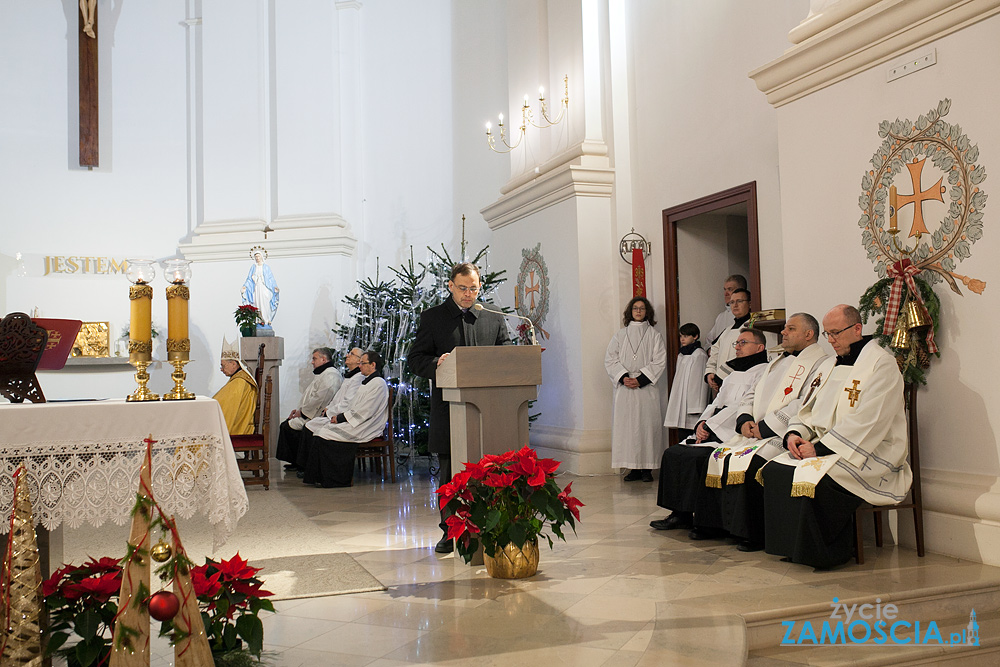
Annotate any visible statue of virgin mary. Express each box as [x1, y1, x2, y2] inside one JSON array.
[[241, 246, 279, 326]]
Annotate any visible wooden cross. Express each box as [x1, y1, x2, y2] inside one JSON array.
[[79, 1, 99, 167], [844, 380, 862, 407], [895, 158, 944, 238]]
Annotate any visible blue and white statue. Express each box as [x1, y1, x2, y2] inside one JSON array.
[[242, 245, 279, 327]]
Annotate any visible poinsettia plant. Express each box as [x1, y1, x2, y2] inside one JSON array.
[[163, 553, 275, 660], [42, 553, 274, 667], [42, 557, 123, 667], [233, 304, 263, 329], [436, 445, 583, 563]]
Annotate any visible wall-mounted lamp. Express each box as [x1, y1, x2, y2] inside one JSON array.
[[486, 76, 569, 154]]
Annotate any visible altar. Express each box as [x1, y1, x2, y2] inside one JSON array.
[[0, 397, 249, 555]]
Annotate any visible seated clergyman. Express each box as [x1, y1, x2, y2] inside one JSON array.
[[213, 336, 257, 435], [711, 313, 828, 552], [759, 304, 912, 569], [650, 328, 769, 538], [274, 346, 347, 472], [299, 350, 390, 488]]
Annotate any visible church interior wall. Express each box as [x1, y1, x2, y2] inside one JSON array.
[[773, 13, 1000, 563]]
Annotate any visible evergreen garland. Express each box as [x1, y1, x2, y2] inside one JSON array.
[[858, 275, 941, 385]]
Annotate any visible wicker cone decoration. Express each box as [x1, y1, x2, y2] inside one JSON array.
[[169, 526, 213, 666], [0, 465, 44, 667], [110, 442, 153, 666]]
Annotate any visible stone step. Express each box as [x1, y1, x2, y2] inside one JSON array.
[[744, 580, 1000, 665]]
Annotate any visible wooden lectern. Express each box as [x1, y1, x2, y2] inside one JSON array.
[[436, 346, 542, 476]]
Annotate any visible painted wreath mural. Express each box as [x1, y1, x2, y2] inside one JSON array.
[[857, 98, 987, 384]]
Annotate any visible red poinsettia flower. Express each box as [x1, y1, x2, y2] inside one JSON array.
[[215, 553, 261, 582], [483, 472, 519, 488], [558, 482, 584, 521], [63, 571, 122, 603], [464, 461, 488, 481], [83, 556, 122, 575], [191, 565, 223, 598]]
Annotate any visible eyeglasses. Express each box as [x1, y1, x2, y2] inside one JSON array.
[[733, 340, 755, 348], [822, 325, 857, 339], [454, 285, 480, 294]]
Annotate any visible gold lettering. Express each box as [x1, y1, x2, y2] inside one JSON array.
[[83, 257, 92, 273], [44, 256, 51, 276], [53, 256, 65, 273], [109, 257, 128, 275], [66, 256, 79, 273], [95, 257, 107, 274]]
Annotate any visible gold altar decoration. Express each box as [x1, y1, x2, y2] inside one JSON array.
[[71, 321, 110, 357], [163, 259, 194, 401], [125, 260, 159, 402], [0, 465, 44, 666], [483, 539, 539, 579]]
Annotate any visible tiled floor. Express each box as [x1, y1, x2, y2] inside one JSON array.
[[145, 461, 999, 666]]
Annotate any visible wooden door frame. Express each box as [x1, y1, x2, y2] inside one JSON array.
[[661, 181, 761, 382]]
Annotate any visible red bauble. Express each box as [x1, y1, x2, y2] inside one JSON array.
[[148, 590, 180, 621]]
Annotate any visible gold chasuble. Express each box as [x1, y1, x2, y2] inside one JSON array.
[[213, 369, 257, 434]]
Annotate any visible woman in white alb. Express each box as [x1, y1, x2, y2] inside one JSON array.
[[605, 297, 667, 482]]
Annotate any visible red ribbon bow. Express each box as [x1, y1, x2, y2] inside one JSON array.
[[883, 259, 937, 354]]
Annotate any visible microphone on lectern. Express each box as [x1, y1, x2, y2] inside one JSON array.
[[473, 303, 538, 346]]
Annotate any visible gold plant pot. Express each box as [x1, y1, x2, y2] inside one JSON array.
[[484, 539, 539, 579]]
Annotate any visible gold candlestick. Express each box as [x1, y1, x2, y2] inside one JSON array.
[[125, 260, 160, 401], [163, 358, 195, 401], [126, 357, 160, 402]]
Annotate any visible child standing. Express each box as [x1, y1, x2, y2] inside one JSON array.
[[663, 323, 710, 442]]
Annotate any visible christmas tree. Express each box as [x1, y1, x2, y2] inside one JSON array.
[[332, 243, 509, 460]]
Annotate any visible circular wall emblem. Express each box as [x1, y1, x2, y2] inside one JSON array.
[[858, 98, 986, 295], [516, 243, 550, 331]]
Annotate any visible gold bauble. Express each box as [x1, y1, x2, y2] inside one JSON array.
[[151, 541, 173, 563]]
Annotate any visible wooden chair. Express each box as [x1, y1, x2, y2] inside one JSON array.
[[230, 343, 271, 489], [356, 387, 396, 483], [854, 382, 924, 564]]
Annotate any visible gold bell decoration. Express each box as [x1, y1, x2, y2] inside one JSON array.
[[905, 298, 932, 331], [890, 310, 911, 351], [150, 540, 173, 563], [0, 465, 44, 666]]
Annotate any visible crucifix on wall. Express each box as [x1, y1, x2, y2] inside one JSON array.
[[79, 0, 99, 167]]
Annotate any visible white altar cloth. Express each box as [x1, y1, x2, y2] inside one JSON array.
[[0, 396, 249, 549]]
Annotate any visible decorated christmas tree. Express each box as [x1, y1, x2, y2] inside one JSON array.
[[332, 241, 509, 459]]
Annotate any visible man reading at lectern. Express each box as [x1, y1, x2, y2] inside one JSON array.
[[408, 262, 511, 553]]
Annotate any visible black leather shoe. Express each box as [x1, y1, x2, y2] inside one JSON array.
[[737, 539, 762, 552], [688, 527, 726, 541], [623, 470, 643, 482], [649, 513, 693, 530], [434, 536, 454, 554], [295, 470, 305, 478], [641, 470, 654, 482]]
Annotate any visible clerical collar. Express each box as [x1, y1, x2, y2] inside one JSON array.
[[731, 313, 751, 329], [679, 342, 701, 356], [361, 372, 382, 384], [836, 335, 872, 366], [313, 360, 337, 376], [344, 366, 361, 379], [725, 349, 768, 373]]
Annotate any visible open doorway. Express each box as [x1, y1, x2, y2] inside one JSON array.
[[661, 182, 761, 382]]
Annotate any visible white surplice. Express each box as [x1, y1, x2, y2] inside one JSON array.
[[775, 340, 911, 505], [287, 366, 343, 431], [605, 321, 667, 469], [685, 360, 768, 446], [309, 376, 389, 443], [707, 307, 734, 344], [663, 347, 710, 430]]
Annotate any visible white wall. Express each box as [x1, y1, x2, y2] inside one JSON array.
[[774, 14, 1000, 562]]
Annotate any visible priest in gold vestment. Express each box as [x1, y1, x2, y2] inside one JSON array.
[[214, 337, 258, 435]]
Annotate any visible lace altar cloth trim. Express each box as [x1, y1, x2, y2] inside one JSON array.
[[0, 435, 249, 549]]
